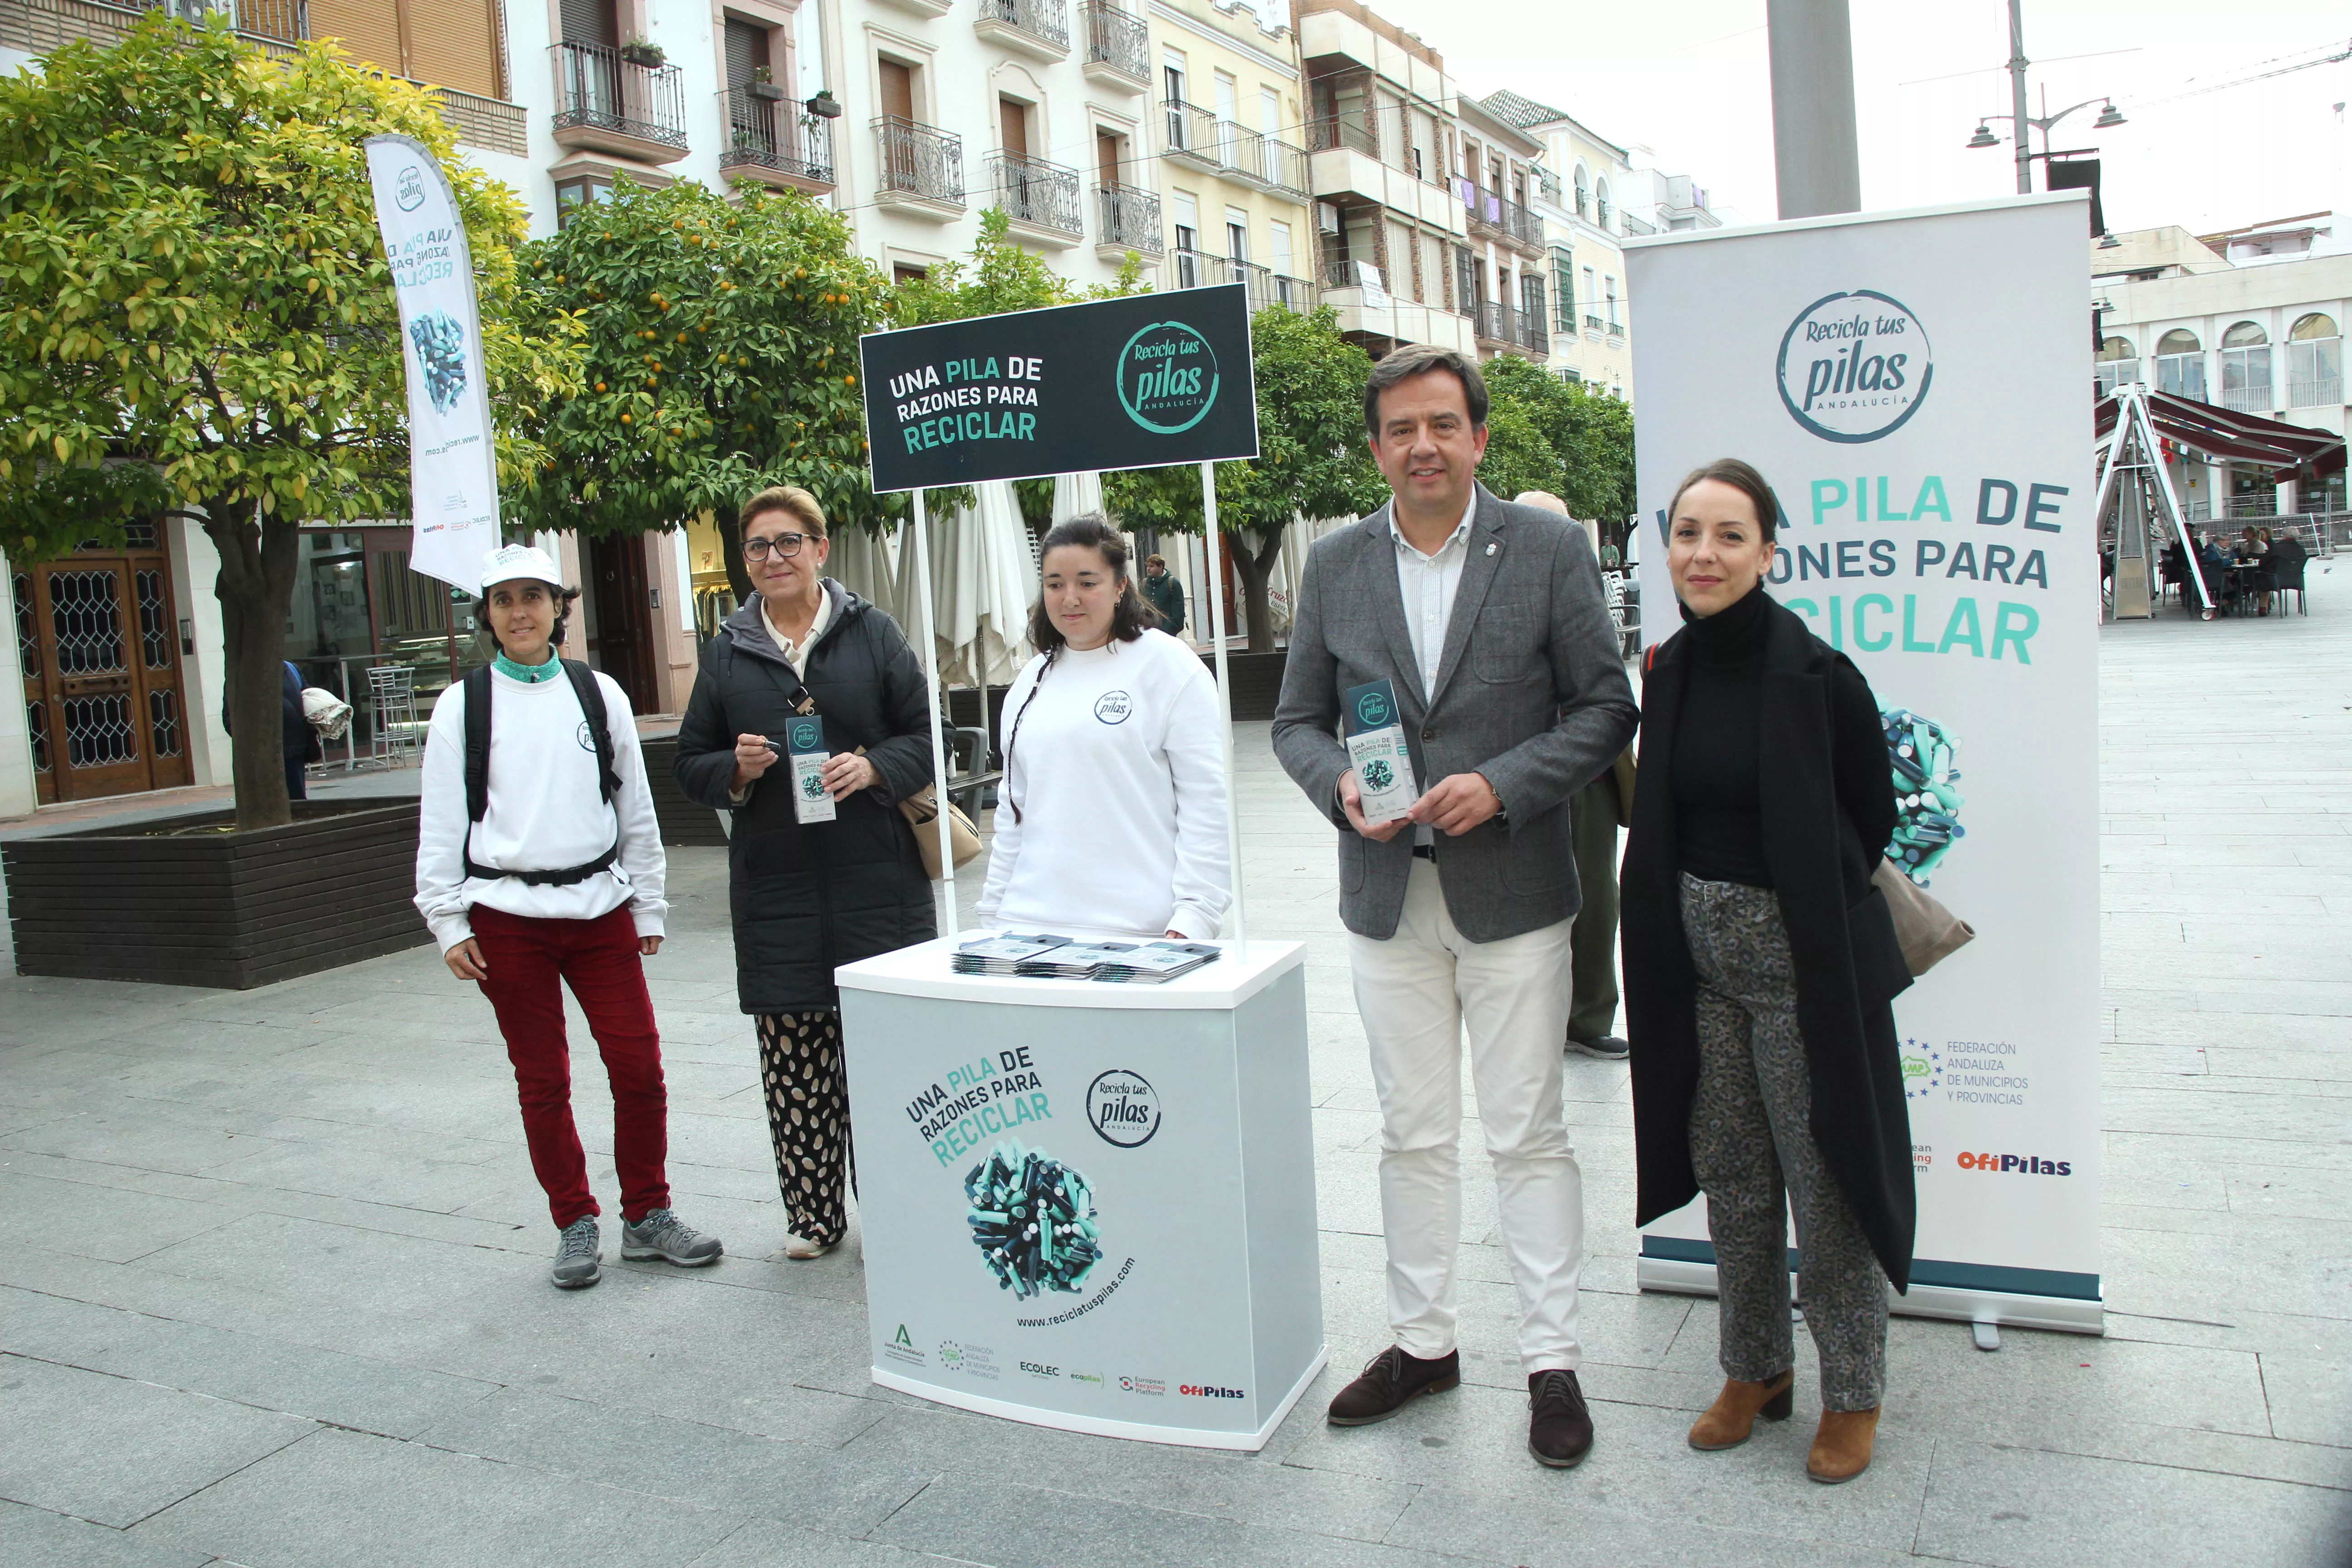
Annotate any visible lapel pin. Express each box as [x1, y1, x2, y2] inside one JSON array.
[[1485, 542, 1498, 556]]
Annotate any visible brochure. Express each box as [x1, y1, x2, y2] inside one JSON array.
[[784, 714, 835, 824], [1341, 677, 1419, 823]]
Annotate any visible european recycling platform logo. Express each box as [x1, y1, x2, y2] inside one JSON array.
[[408, 310, 468, 415], [1115, 319, 1220, 435], [1776, 289, 1932, 444]]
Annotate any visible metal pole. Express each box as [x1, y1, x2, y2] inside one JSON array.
[[1199, 460, 1246, 946], [906, 489, 960, 936], [2008, 0, 2034, 194], [1765, 0, 1861, 218]]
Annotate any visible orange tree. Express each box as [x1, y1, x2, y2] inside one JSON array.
[[510, 178, 887, 597], [0, 17, 578, 830]]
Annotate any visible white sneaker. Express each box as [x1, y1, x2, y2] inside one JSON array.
[[783, 1233, 833, 1260]]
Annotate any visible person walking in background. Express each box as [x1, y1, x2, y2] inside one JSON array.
[[223, 660, 322, 803], [672, 486, 936, 1262], [1140, 552, 1187, 641], [415, 544, 721, 1290], [1273, 345, 1637, 1469], [1619, 460, 1914, 1485], [978, 518, 1228, 939], [1515, 491, 1632, 1061]]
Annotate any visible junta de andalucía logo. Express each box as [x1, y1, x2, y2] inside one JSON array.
[[1776, 289, 1933, 444], [1115, 320, 1220, 434]]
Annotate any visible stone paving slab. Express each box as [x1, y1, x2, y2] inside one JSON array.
[[2, 606, 2350, 1566]]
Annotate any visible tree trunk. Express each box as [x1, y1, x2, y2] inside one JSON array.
[[204, 499, 303, 833], [713, 503, 754, 602], [1228, 524, 1287, 653]]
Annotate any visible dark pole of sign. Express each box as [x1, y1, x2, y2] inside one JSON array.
[[1766, 0, 1862, 218]]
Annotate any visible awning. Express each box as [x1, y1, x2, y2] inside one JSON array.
[[2094, 389, 2343, 483]]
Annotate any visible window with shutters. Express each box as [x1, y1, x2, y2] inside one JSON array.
[[309, 0, 508, 98]]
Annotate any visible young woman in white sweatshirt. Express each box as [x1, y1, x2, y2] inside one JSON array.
[[976, 517, 1230, 939], [413, 544, 721, 1290]]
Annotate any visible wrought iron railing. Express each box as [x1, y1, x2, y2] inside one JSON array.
[[551, 40, 688, 151], [1307, 112, 1378, 157], [876, 116, 965, 206], [1475, 299, 1517, 346], [717, 89, 833, 185], [976, 0, 1067, 50], [1159, 99, 1304, 193], [1080, 0, 1146, 80], [1462, 184, 1541, 249], [2289, 377, 2343, 407], [1519, 310, 1549, 355], [1096, 181, 1163, 255], [988, 151, 1081, 236], [1169, 249, 1312, 314]]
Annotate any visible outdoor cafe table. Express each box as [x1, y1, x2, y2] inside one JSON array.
[[835, 936, 1325, 1450]]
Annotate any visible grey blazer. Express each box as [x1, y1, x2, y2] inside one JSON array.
[[1272, 485, 1638, 943]]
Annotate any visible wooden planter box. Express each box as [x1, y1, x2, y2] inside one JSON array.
[[3, 800, 431, 991], [1201, 647, 1288, 721], [639, 736, 730, 847]]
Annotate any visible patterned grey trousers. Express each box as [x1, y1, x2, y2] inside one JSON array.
[[1681, 873, 1887, 1411], [755, 1010, 856, 1246]]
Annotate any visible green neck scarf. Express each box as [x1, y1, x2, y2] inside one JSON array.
[[494, 650, 562, 683]]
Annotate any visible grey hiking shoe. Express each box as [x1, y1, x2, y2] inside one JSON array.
[[552, 1216, 601, 1289], [621, 1208, 723, 1268]]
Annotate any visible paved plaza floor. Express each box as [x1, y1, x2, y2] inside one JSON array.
[[2, 598, 2348, 1568]]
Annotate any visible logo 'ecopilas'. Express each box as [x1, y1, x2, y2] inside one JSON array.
[[1116, 320, 1220, 434], [1776, 289, 1932, 444]]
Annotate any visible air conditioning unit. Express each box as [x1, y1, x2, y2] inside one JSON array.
[[1316, 201, 1341, 235]]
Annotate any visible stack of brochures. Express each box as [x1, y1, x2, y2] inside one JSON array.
[[1013, 940, 1142, 979], [951, 933, 1073, 975], [1092, 941, 1222, 984]]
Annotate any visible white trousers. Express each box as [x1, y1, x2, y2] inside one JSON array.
[[1348, 858, 1584, 1375]]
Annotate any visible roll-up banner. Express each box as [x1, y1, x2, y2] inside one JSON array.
[[363, 135, 503, 590], [859, 283, 1261, 492], [1623, 193, 2102, 1333]]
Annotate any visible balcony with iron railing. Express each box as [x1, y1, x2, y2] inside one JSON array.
[[875, 117, 965, 216], [2290, 377, 2344, 407], [716, 89, 833, 192], [2221, 383, 2276, 414], [975, 0, 1068, 62], [1518, 309, 1548, 356], [1474, 299, 1518, 349], [551, 40, 689, 162], [1158, 100, 1307, 196], [1307, 111, 1378, 158], [987, 151, 1082, 244], [1462, 184, 1542, 253], [1584, 312, 1605, 337], [1079, 0, 1147, 87], [1170, 249, 1313, 314], [1606, 317, 1624, 339], [1095, 181, 1163, 259]]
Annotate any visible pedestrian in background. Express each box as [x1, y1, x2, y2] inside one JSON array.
[[222, 659, 322, 803], [1619, 459, 1913, 1484], [1273, 345, 1636, 1469], [673, 485, 936, 1262], [979, 517, 1229, 940], [415, 544, 722, 1290], [1140, 552, 1187, 641]]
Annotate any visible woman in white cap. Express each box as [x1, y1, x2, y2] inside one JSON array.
[[415, 543, 723, 1289]]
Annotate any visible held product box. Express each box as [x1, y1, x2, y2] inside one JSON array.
[[1342, 678, 1417, 823], [784, 714, 835, 824], [837, 937, 1324, 1449]]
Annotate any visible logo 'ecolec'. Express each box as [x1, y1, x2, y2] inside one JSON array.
[[1115, 320, 1219, 434], [1776, 289, 1932, 444]]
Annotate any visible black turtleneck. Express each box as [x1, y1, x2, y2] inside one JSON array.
[[1670, 580, 1773, 888]]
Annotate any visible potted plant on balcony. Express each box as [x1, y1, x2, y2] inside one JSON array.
[[618, 36, 666, 69], [746, 64, 784, 102]]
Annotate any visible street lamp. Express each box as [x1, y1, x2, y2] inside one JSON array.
[[1967, 123, 1999, 148], [1967, 0, 2126, 193]]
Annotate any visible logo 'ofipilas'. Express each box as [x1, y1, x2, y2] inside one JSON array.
[[1776, 289, 1933, 444], [1116, 321, 1220, 434]]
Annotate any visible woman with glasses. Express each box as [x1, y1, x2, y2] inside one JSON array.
[[673, 486, 936, 1260]]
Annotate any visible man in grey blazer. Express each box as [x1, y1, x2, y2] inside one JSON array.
[[1273, 345, 1637, 1468]]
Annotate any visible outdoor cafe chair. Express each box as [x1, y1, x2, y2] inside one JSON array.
[[2271, 551, 2309, 615]]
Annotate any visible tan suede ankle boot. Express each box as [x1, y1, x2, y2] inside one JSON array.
[[1806, 1406, 1881, 1482], [1686, 1370, 1796, 1450]]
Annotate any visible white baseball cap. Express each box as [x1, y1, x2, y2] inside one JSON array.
[[480, 543, 564, 593]]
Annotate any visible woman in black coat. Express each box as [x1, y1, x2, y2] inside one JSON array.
[[1621, 459, 1913, 1485], [674, 485, 936, 1259]]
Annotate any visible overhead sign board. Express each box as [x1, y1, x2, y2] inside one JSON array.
[[860, 284, 1260, 495]]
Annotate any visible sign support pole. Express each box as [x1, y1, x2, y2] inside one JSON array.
[[907, 487, 959, 936], [1199, 460, 1246, 945]]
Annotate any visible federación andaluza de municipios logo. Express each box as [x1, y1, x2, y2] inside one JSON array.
[[1115, 319, 1220, 434], [1776, 289, 1932, 444]]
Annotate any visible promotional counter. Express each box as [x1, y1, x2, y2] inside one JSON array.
[[837, 936, 1324, 1450]]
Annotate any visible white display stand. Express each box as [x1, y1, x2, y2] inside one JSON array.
[[837, 936, 1324, 1450]]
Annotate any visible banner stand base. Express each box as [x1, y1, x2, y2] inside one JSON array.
[[1638, 1255, 2104, 1337]]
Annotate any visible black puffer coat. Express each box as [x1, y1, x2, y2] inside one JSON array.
[[674, 583, 936, 1014]]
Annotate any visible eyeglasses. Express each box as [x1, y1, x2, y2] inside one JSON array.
[[743, 532, 818, 560]]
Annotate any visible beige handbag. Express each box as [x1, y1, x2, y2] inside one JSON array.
[[1872, 858, 1975, 976], [898, 784, 983, 878]]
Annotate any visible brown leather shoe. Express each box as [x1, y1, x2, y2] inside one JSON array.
[[1327, 1346, 1460, 1426], [1686, 1370, 1796, 1450], [1806, 1406, 1882, 1483]]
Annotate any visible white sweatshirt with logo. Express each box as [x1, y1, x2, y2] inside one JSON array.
[[977, 628, 1230, 940], [413, 666, 667, 953]]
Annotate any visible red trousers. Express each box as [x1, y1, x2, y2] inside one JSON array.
[[470, 905, 671, 1229]]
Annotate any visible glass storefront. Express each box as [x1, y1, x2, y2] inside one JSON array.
[[291, 527, 497, 765]]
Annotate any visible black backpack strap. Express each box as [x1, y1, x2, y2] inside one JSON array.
[[561, 659, 620, 804], [462, 664, 495, 822]]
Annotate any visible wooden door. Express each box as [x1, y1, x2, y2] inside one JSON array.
[[1098, 130, 1120, 186], [588, 534, 659, 715], [17, 537, 193, 805], [1000, 95, 1029, 158], [878, 59, 915, 122]]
